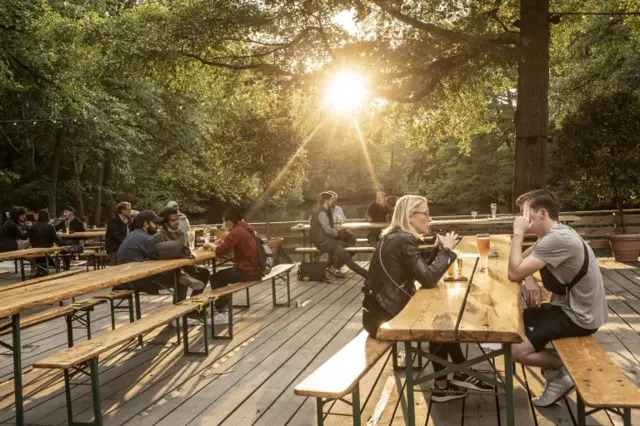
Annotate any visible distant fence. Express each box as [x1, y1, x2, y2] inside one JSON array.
[[193, 209, 640, 260]]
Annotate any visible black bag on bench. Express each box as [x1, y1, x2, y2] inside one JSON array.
[[298, 262, 327, 282]]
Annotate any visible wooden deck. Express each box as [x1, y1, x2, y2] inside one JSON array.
[[0, 258, 639, 425]]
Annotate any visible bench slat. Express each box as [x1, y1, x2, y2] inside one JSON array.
[[0, 299, 103, 335], [554, 336, 640, 408], [33, 303, 195, 369], [200, 263, 295, 299], [294, 331, 392, 399]]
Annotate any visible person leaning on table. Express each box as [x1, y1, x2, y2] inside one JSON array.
[[361, 194, 493, 402], [508, 189, 607, 407]]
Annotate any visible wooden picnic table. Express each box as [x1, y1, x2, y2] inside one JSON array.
[[430, 214, 580, 228], [60, 230, 106, 240], [0, 248, 214, 426], [376, 235, 524, 426], [0, 246, 71, 281]]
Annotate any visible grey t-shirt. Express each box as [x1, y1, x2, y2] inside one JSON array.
[[532, 224, 608, 329]]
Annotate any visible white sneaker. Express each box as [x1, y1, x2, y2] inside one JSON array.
[[533, 369, 575, 407], [210, 311, 229, 325]]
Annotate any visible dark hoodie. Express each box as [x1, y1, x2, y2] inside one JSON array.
[[0, 207, 28, 252], [215, 220, 258, 273]]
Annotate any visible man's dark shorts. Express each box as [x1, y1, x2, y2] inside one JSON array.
[[524, 303, 597, 352]]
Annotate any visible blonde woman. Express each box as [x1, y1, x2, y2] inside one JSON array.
[[362, 195, 493, 402]]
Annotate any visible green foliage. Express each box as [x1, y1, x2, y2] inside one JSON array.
[[552, 92, 640, 227]]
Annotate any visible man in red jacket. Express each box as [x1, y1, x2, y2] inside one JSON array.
[[205, 207, 261, 319]]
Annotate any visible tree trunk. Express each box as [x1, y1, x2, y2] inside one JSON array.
[[513, 0, 550, 211], [93, 163, 104, 226], [72, 154, 85, 221], [48, 140, 62, 217]]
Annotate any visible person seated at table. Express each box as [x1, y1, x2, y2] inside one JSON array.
[[508, 189, 608, 407], [201, 207, 261, 322], [0, 206, 29, 252], [105, 202, 134, 261], [154, 206, 209, 296], [362, 195, 493, 402], [330, 193, 347, 224], [366, 191, 389, 246], [166, 201, 192, 248], [310, 192, 368, 279], [55, 206, 85, 234], [385, 195, 397, 222], [27, 209, 62, 276]]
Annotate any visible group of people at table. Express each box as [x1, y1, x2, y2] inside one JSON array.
[[310, 189, 607, 406], [0, 201, 266, 324]]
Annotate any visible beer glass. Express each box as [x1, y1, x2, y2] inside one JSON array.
[[477, 234, 490, 271], [202, 225, 210, 245], [471, 211, 477, 220], [490, 203, 497, 219], [447, 254, 463, 279]]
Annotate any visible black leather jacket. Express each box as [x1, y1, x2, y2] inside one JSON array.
[[363, 228, 456, 316]]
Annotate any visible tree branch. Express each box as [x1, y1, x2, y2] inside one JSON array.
[[369, 0, 519, 48], [181, 51, 296, 76]]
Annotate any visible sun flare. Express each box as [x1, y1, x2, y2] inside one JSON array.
[[324, 72, 368, 111]]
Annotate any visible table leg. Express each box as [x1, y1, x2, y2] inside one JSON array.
[[134, 282, 143, 347], [404, 341, 415, 426], [173, 270, 181, 345], [12, 314, 24, 425], [503, 343, 515, 426], [19, 258, 25, 281]]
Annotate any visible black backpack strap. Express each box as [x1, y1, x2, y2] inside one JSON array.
[[566, 242, 590, 292]]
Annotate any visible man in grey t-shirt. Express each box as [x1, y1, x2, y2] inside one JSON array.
[[507, 189, 608, 408]]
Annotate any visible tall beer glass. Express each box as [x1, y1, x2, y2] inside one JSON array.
[[477, 234, 490, 271]]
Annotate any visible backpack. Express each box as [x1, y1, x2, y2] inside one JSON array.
[[152, 240, 191, 260], [254, 235, 273, 275]]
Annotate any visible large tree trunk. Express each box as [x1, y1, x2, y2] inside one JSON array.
[[93, 163, 104, 226], [72, 154, 85, 221], [48, 140, 62, 217], [513, 0, 550, 210]]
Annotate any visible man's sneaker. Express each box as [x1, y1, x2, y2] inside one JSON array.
[[179, 273, 205, 291], [326, 266, 345, 278], [431, 383, 467, 402], [209, 310, 229, 325], [533, 370, 575, 407], [451, 371, 494, 392]]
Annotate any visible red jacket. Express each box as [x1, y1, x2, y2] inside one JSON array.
[[215, 220, 258, 273]]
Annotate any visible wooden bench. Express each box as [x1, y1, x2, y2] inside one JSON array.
[[33, 300, 213, 425], [93, 290, 135, 330], [202, 263, 296, 339], [0, 299, 105, 348], [0, 269, 9, 276], [294, 331, 392, 426], [295, 246, 375, 262], [554, 335, 640, 425]]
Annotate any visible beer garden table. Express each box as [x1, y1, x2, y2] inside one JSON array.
[[0, 246, 71, 281], [376, 235, 525, 426], [61, 230, 107, 250], [0, 249, 215, 426]]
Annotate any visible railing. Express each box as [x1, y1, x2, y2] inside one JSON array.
[[193, 209, 640, 259]]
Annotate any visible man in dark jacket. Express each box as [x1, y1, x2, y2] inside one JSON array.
[[0, 206, 29, 252], [105, 202, 133, 258], [310, 192, 368, 279], [27, 209, 62, 276], [55, 206, 85, 234], [153, 207, 208, 299]]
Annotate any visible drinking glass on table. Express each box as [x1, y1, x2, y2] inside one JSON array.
[[490, 203, 497, 219], [477, 234, 490, 271], [202, 225, 210, 244], [447, 251, 463, 279], [471, 211, 477, 221]]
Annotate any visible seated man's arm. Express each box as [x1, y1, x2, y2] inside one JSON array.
[[215, 229, 238, 255], [508, 233, 546, 282], [318, 212, 338, 238]]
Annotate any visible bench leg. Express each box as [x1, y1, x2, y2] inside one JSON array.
[[90, 358, 103, 426], [624, 408, 631, 426], [66, 315, 74, 348], [183, 305, 209, 357], [404, 341, 415, 426], [316, 398, 324, 426], [109, 300, 115, 330], [233, 288, 250, 309], [352, 384, 361, 426], [64, 369, 74, 425], [272, 273, 292, 307], [503, 343, 515, 426]]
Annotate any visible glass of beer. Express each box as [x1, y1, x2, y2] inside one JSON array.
[[447, 253, 463, 279], [490, 203, 497, 219], [477, 234, 490, 271], [202, 225, 210, 244]]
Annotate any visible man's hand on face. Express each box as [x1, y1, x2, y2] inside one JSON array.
[[513, 206, 533, 236]]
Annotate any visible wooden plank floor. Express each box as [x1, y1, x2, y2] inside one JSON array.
[[0, 259, 639, 425]]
